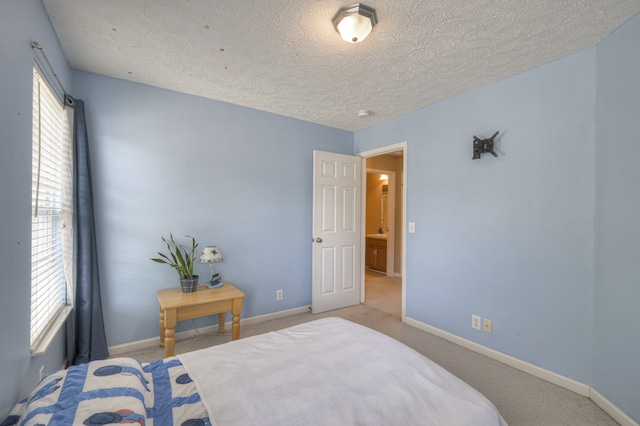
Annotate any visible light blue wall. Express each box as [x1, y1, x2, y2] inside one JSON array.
[[356, 49, 597, 384], [594, 13, 640, 423], [0, 0, 71, 417], [70, 71, 353, 347]]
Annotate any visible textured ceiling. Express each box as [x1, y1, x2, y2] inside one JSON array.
[[43, 0, 639, 131]]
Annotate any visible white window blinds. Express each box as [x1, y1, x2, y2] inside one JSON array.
[[31, 65, 73, 353]]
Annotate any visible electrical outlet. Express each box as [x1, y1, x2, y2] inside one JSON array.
[[276, 289, 283, 301], [482, 318, 492, 333], [472, 315, 481, 330], [39, 365, 45, 381]]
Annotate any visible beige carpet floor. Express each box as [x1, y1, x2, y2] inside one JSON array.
[[115, 276, 619, 426], [363, 269, 402, 318]]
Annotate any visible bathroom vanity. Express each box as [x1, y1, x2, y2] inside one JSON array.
[[365, 234, 387, 272]]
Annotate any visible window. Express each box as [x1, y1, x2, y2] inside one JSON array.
[[30, 65, 73, 355]]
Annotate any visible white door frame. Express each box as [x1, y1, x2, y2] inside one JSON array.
[[357, 142, 407, 321]]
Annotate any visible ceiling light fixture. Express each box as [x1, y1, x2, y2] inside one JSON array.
[[332, 3, 378, 44]]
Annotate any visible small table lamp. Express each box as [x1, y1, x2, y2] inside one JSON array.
[[199, 246, 224, 288]]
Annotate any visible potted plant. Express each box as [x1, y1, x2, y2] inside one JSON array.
[[151, 233, 199, 292]]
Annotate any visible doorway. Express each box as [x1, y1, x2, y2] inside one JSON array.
[[358, 143, 406, 321]]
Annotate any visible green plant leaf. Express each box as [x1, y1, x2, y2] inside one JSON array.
[[152, 232, 199, 279]]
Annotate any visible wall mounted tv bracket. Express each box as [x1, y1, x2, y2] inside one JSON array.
[[473, 131, 499, 159]]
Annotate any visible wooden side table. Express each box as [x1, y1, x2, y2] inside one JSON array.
[[156, 282, 245, 358]]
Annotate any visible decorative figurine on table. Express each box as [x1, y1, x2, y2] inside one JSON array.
[[199, 246, 224, 288]]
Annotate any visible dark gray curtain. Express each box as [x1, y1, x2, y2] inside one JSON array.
[[69, 98, 109, 364]]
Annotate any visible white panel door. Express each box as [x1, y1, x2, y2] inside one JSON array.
[[312, 150, 362, 313]]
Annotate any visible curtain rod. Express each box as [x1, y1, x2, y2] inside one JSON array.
[[31, 41, 75, 106]]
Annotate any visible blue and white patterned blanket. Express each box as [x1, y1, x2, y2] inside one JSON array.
[[2, 356, 209, 426]]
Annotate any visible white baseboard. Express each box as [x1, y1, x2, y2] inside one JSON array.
[[590, 388, 639, 426], [404, 317, 589, 396], [109, 335, 171, 357], [108, 306, 311, 357], [404, 317, 639, 426], [238, 306, 311, 326]]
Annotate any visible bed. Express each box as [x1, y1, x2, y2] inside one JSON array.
[[3, 317, 507, 425]]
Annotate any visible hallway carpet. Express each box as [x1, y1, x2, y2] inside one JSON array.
[[363, 269, 401, 318]]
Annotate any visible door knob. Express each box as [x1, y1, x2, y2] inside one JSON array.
[[315, 237, 323, 243]]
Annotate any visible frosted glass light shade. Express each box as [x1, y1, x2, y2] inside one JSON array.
[[337, 14, 372, 43], [332, 3, 377, 44]]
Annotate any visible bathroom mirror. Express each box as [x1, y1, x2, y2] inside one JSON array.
[[380, 184, 388, 233]]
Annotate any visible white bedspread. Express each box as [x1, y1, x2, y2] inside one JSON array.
[[178, 317, 507, 426]]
